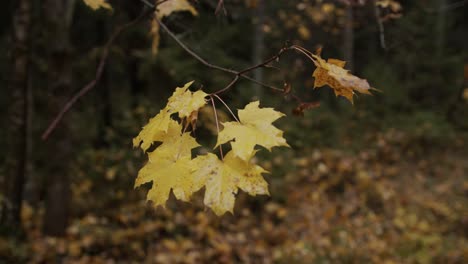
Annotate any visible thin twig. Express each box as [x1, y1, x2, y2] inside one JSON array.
[[41, 8, 152, 140], [212, 76, 239, 95], [142, 0, 286, 93], [209, 95, 223, 159], [212, 48, 289, 95], [212, 94, 239, 123], [290, 45, 317, 63], [44, 0, 319, 140], [155, 14, 287, 93], [156, 16, 238, 75]]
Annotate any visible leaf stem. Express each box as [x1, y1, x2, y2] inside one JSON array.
[[290, 45, 317, 64], [212, 94, 240, 123], [209, 95, 223, 159]]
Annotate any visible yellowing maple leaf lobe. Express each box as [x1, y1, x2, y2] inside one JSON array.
[[151, 0, 198, 55], [135, 132, 200, 207], [311, 54, 374, 103], [133, 110, 176, 151], [192, 152, 269, 215], [167, 81, 208, 119], [216, 101, 289, 161], [82, 0, 112, 10], [133, 81, 207, 152]]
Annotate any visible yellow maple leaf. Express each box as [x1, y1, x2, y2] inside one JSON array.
[[82, 0, 112, 10], [216, 101, 289, 161], [135, 132, 200, 207], [192, 152, 269, 215], [133, 81, 207, 151], [133, 110, 175, 151], [311, 54, 374, 103], [151, 0, 198, 55], [166, 81, 207, 119]]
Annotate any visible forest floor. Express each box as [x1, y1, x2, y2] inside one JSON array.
[[1, 129, 468, 264]]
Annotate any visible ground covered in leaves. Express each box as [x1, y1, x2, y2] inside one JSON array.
[[1, 130, 467, 264]]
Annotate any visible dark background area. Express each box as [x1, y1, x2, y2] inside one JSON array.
[[1, 0, 467, 263]]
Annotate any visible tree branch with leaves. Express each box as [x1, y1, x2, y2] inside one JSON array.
[[44, 0, 378, 215]]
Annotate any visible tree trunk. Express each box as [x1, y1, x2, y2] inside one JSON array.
[[0, 0, 32, 234], [433, 0, 447, 105], [95, 19, 112, 147], [435, 0, 446, 58], [343, 3, 354, 72], [251, 0, 265, 100], [41, 0, 75, 237]]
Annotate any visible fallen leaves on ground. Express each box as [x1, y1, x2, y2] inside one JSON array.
[[4, 130, 467, 263]]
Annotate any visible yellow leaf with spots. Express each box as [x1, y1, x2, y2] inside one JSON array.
[[82, 0, 112, 10], [216, 101, 289, 161], [311, 54, 375, 103], [192, 152, 269, 215], [135, 131, 200, 207]]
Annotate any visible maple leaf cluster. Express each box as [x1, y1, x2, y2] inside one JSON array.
[[133, 82, 288, 215]]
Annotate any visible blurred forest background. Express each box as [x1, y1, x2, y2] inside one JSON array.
[[1, 0, 467, 263]]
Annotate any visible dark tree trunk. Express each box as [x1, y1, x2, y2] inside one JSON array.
[[433, 0, 447, 105], [0, 0, 32, 234], [41, 0, 75, 237], [95, 19, 112, 147], [251, 0, 265, 99], [343, 3, 354, 72], [129, 58, 144, 109]]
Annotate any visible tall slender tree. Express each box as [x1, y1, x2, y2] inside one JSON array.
[[41, 0, 76, 236], [252, 0, 266, 99], [0, 0, 32, 234]]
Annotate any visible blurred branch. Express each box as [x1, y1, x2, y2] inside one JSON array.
[[373, 0, 386, 50], [157, 14, 287, 94], [43, 0, 314, 139], [141, 0, 286, 93], [41, 8, 153, 140], [215, 0, 226, 16]]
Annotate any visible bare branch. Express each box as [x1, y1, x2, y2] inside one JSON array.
[[41, 8, 152, 140], [43, 0, 315, 140]]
